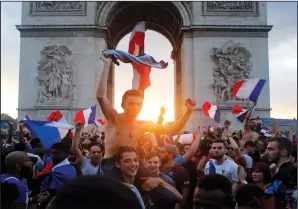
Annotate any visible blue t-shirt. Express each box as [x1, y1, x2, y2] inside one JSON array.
[[1, 174, 28, 205]]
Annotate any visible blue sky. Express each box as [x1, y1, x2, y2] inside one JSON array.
[[1, 2, 297, 121]]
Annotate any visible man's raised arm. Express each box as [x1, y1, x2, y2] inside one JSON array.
[[243, 102, 256, 132], [96, 54, 118, 121], [143, 98, 196, 135]]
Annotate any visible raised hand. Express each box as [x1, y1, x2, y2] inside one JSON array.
[[185, 98, 196, 111], [160, 106, 166, 116], [100, 52, 112, 66], [75, 121, 83, 132]]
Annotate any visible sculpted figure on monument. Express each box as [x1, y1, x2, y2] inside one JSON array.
[[34, 1, 83, 11], [210, 40, 252, 101], [36, 45, 75, 103]]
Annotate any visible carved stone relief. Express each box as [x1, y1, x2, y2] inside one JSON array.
[[36, 45, 75, 104], [31, 2, 86, 15], [210, 41, 252, 101], [203, 2, 258, 16]]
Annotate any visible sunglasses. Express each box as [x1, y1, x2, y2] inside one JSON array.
[[227, 147, 234, 151]]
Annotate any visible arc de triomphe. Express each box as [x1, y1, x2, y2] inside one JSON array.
[[17, 2, 272, 130]]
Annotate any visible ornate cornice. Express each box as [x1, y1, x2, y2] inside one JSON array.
[[16, 24, 109, 38], [16, 24, 107, 31], [182, 25, 273, 32]]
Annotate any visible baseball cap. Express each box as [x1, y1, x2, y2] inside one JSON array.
[[156, 143, 180, 156]]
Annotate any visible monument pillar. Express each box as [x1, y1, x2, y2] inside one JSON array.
[[180, 31, 196, 131], [17, 2, 109, 124]]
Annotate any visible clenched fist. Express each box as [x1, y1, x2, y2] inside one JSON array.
[[185, 98, 196, 111]]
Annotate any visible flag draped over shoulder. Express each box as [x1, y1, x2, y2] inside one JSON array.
[[40, 159, 77, 191]]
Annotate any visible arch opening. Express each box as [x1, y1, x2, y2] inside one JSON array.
[[114, 30, 175, 123], [97, 1, 188, 120]]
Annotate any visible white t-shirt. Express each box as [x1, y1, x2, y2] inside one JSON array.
[[80, 156, 102, 176], [241, 153, 253, 169], [204, 158, 239, 182]]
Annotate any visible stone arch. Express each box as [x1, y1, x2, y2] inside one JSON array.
[[96, 1, 191, 48], [96, 1, 190, 119]]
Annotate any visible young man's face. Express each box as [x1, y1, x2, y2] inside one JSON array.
[[122, 96, 143, 119], [210, 142, 226, 159], [116, 151, 139, 178], [145, 156, 161, 174], [267, 141, 281, 163]]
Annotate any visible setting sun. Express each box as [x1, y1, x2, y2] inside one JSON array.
[[114, 30, 175, 124]]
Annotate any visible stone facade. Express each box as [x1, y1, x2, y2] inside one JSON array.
[[17, 2, 272, 131]]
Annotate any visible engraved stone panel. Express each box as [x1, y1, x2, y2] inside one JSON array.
[[203, 2, 258, 16], [210, 40, 252, 102], [36, 45, 75, 106], [30, 2, 87, 16]]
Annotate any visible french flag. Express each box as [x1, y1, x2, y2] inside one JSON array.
[[232, 79, 266, 102], [23, 120, 73, 152], [202, 102, 221, 123], [46, 111, 68, 124], [232, 105, 253, 123], [74, 105, 104, 128], [128, 21, 152, 91], [40, 159, 77, 191], [94, 119, 105, 127]]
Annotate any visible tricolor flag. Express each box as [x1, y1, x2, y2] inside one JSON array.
[[74, 105, 105, 128], [232, 105, 253, 123], [232, 79, 266, 102], [128, 21, 152, 91], [23, 120, 73, 152], [40, 159, 77, 191], [46, 111, 68, 124], [94, 119, 105, 127], [202, 102, 221, 123]]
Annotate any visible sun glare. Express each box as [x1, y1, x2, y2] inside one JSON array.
[[114, 30, 175, 123]]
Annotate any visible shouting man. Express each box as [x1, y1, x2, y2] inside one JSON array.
[[97, 54, 196, 174]]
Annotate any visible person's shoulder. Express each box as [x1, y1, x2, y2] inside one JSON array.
[[242, 153, 252, 160], [225, 159, 238, 167], [2, 176, 26, 190], [160, 173, 175, 185]]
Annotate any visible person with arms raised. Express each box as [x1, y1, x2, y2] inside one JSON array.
[[97, 53, 196, 175]]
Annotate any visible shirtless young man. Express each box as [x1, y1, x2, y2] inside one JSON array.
[[241, 102, 258, 147], [97, 54, 196, 174]]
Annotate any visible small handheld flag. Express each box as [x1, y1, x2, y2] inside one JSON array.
[[232, 79, 266, 102], [202, 102, 221, 123]]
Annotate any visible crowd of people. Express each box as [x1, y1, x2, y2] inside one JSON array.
[[1, 54, 297, 209]]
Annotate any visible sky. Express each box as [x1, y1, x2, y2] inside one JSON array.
[[1, 2, 297, 123]]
